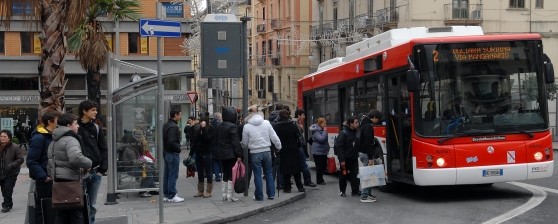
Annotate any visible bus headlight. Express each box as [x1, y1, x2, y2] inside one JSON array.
[[436, 158, 446, 167], [534, 152, 543, 161]]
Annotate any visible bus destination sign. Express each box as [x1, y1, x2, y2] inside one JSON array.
[[432, 43, 527, 63]]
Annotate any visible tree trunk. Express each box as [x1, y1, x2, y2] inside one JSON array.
[[38, 0, 68, 113], [86, 68, 103, 126]]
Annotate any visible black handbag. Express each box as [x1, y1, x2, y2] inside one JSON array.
[[233, 162, 246, 193], [51, 141, 84, 210]]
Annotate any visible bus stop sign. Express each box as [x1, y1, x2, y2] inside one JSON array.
[[200, 14, 242, 78]]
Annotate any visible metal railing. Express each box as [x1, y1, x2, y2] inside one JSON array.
[[444, 3, 483, 21]]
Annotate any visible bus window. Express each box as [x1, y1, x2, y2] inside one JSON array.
[[341, 86, 355, 122], [326, 87, 339, 125], [355, 76, 383, 118]]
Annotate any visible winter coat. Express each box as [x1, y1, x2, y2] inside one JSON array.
[[210, 119, 222, 157], [360, 117, 381, 159], [190, 124, 214, 156], [163, 119, 181, 154], [241, 113, 282, 154], [310, 124, 330, 156], [26, 125, 53, 181], [268, 110, 281, 124], [272, 119, 301, 174], [47, 127, 92, 181], [0, 142, 24, 179], [77, 120, 108, 174], [215, 107, 243, 161], [333, 125, 359, 162]]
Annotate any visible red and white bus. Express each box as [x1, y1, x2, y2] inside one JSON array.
[[298, 26, 554, 189]]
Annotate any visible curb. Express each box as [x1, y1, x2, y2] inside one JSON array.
[[184, 192, 306, 224]]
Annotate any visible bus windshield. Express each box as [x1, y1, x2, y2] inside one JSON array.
[[414, 40, 549, 137]]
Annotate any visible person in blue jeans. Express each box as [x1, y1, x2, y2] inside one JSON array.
[[162, 110, 184, 203], [242, 105, 282, 201], [77, 100, 108, 223]]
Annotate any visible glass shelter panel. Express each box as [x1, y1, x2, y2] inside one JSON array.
[[114, 88, 159, 191]]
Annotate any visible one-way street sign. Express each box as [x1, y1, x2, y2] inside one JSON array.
[[139, 19, 181, 37]]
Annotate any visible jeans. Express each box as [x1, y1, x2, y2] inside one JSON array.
[[164, 152, 180, 198], [250, 151, 275, 200], [212, 158, 222, 180], [55, 206, 84, 224], [298, 147, 312, 184], [196, 154, 213, 183], [84, 171, 102, 224], [0, 175, 17, 209]]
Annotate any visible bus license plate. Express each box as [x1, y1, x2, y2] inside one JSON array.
[[483, 169, 503, 177]]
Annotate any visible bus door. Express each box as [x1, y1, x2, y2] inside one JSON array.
[[339, 85, 355, 124], [386, 72, 413, 180]]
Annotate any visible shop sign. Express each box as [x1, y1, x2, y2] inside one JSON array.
[[0, 95, 40, 104]]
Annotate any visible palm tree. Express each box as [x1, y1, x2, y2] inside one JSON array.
[[68, 0, 139, 109], [0, 0, 91, 113]]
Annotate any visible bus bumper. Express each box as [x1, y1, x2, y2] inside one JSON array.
[[412, 157, 554, 186]]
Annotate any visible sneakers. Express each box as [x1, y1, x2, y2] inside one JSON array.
[[339, 192, 347, 197], [360, 196, 377, 203], [139, 192, 152, 197], [163, 197, 169, 202], [167, 195, 184, 203]]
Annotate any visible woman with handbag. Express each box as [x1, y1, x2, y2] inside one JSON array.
[[0, 130, 24, 213], [310, 118, 329, 185], [47, 113, 92, 224]]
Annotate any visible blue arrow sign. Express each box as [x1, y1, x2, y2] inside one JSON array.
[[139, 19, 181, 37]]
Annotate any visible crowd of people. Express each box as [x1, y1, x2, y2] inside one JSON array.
[[0, 100, 386, 223]]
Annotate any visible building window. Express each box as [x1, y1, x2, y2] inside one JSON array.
[[509, 0, 525, 8], [0, 32, 4, 54], [536, 0, 543, 8], [333, 1, 338, 30], [12, 2, 32, 16], [0, 76, 38, 90], [128, 33, 148, 54], [21, 32, 40, 54]]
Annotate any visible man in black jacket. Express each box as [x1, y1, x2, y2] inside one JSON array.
[[77, 100, 108, 224], [163, 110, 184, 203], [333, 116, 360, 197], [358, 110, 382, 203]]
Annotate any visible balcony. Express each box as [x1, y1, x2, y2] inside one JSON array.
[[444, 3, 483, 25], [271, 19, 282, 30], [375, 7, 399, 28], [354, 15, 369, 30], [271, 55, 280, 66], [257, 23, 266, 33]]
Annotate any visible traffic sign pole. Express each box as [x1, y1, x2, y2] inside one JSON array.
[[155, 3, 165, 224]]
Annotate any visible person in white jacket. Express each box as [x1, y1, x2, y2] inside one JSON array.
[[241, 105, 282, 201]]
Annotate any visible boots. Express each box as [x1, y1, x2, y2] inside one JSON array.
[[194, 182, 204, 197], [203, 183, 213, 198], [222, 181, 228, 201], [227, 181, 238, 202]]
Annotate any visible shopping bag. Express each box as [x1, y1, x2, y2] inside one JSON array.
[[232, 160, 246, 193], [327, 157, 337, 174], [358, 165, 386, 188]]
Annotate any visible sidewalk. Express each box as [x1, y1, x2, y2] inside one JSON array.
[[0, 148, 305, 224]]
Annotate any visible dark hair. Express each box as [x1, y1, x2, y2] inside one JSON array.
[[58, 113, 78, 127], [346, 116, 358, 125], [0, 130, 13, 140], [274, 103, 283, 111], [294, 109, 305, 118], [367, 110, 382, 119], [41, 109, 61, 127], [169, 110, 181, 119], [282, 105, 291, 114], [78, 100, 98, 118], [278, 109, 290, 120], [200, 115, 210, 124], [188, 116, 196, 120]]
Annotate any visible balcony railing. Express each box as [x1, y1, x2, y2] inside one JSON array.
[[444, 3, 483, 24], [257, 23, 266, 33], [375, 7, 399, 26], [271, 19, 282, 30]]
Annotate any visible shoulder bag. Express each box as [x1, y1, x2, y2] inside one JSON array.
[[51, 141, 84, 210]]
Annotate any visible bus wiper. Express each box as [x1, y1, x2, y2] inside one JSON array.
[[437, 130, 495, 144], [511, 127, 535, 139]]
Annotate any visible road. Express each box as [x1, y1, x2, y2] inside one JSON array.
[[231, 161, 558, 224]]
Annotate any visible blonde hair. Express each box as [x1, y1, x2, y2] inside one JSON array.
[[316, 117, 326, 126]]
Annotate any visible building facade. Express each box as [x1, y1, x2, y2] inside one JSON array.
[[310, 0, 558, 135], [0, 0, 195, 134]]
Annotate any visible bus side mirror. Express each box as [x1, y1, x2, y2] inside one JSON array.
[[407, 70, 420, 92], [545, 62, 555, 84]]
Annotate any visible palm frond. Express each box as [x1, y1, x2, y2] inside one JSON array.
[[67, 0, 92, 32]]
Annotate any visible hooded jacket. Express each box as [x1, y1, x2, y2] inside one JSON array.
[[77, 119, 108, 174], [359, 116, 381, 159], [309, 124, 330, 155], [47, 126, 92, 181], [333, 125, 359, 162], [241, 113, 282, 153], [215, 107, 243, 160], [0, 141, 24, 179], [26, 125, 53, 181]]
